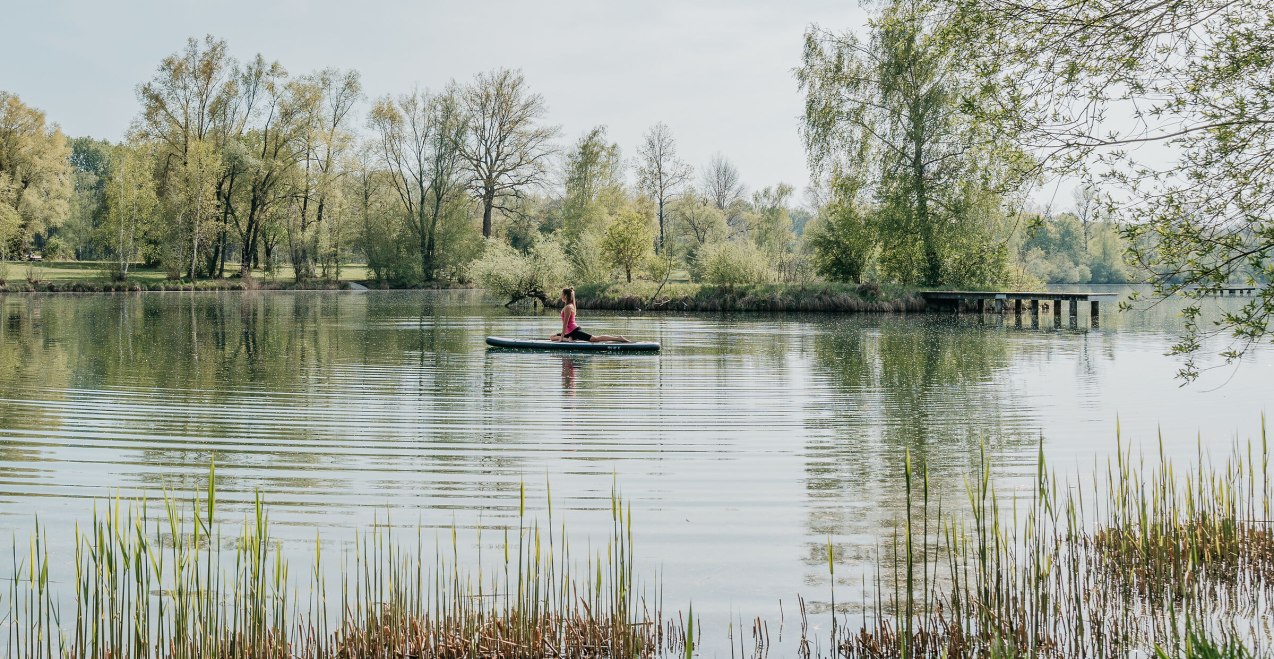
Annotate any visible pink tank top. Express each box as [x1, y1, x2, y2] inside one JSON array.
[[562, 306, 579, 334]]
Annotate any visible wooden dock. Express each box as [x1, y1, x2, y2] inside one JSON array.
[[920, 291, 1119, 328], [1199, 287, 1258, 296]]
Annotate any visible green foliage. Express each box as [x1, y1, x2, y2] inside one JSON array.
[[692, 240, 775, 287], [947, 0, 1272, 379], [603, 206, 655, 283], [1019, 213, 1130, 284], [807, 178, 875, 283], [103, 141, 159, 279], [64, 136, 115, 260], [561, 125, 625, 245], [568, 225, 614, 284], [469, 236, 569, 306], [798, 0, 1033, 288], [0, 91, 72, 259], [670, 193, 727, 257], [749, 183, 795, 253]]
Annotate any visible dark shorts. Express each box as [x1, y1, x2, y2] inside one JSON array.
[[565, 327, 593, 341]]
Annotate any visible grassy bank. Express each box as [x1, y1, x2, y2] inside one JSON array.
[[0, 261, 382, 293], [575, 281, 925, 313], [0, 260, 482, 294], [6, 422, 1270, 657]]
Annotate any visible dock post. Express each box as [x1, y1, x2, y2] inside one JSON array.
[[1091, 300, 1100, 328], [1030, 299, 1040, 329], [1053, 298, 1062, 328], [977, 298, 985, 315], [1014, 299, 1023, 327], [1069, 299, 1078, 329]]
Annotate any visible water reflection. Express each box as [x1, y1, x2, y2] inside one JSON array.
[[0, 290, 1268, 639]]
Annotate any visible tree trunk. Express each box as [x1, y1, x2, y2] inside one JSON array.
[[481, 189, 495, 238], [913, 131, 940, 286], [656, 197, 665, 254]]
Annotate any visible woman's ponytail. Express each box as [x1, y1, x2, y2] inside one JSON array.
[[562, 287, 575, 306]]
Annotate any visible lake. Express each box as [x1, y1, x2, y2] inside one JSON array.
[[0, 289, 1269, 650]]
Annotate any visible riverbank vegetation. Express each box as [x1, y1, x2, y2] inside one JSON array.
[[5, 424, 1270, 657], [3, 0, 1269, 362], [5, 476, 687, 659], [4, 30, 1127, 306]]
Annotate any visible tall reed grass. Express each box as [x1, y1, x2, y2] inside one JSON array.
[[4, 470, 688, 658], [5, 421, 1271, 658], [819, 419, 1272, 658]]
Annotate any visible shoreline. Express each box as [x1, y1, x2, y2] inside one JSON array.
[[574, 282, 927, 313], [0, 278, 470, 294], [0, 278, 930, 313]]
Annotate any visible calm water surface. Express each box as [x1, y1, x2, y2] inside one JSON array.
[[0, 289, 1270, 646]]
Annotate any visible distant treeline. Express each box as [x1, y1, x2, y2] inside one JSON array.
[[3, 32, 1126, 295]]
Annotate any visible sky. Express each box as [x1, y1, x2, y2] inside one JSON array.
[[3, 0, 868, 202]]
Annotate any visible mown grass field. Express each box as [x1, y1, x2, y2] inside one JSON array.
[[2, 260, 372, 285]]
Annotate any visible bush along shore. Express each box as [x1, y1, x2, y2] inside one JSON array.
[[6, 421, 1271, 658], [574, 282, 926, 313]]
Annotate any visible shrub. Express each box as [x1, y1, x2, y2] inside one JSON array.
[[806, 198, 875, 283], [470, 236, 570, 307], [602, 207, 655, 283], [691, 240, 775, 287]]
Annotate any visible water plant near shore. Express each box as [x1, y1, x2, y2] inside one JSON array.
[[818, 421, 1273, 659], [4, 422, 1272, 658], [5, 472, 688, 658]]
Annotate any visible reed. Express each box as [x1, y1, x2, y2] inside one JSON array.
[[4, 471, 686, 659], [821, 419, 1273, 658], [5, 421, 1271, 658]]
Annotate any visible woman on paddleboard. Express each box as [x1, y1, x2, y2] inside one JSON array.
[[550, 288, 630, 343]]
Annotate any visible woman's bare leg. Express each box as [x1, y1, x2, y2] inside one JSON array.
[[589, 335, 631, 343]]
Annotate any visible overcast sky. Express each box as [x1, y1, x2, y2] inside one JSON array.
[[3, 0, 869, 202]]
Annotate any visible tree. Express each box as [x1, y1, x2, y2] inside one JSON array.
[[636, 122, 692, 253], [135, 35, 238, 277], [230, 56, 309, 276], [797, 0, 1030, 286], [1072, 185, 1101, 253], [944, 0, 1273, 378], [66, 137, 115, 260], [458, 69, 557, 239], [702, 153, 745, 212], [561, 125, 624, 244], [168, 139, 220, 280], [603, 206, 655, 283], [671, 192, 728, 250], [291, 68, 361, 281], [807, 175, 876, 283], [370, 86, 467, 282], [750, 183, 795, 253], [0, 91, 72, 259], [470, 236, 569, 307], [104, 142, 159, 279]]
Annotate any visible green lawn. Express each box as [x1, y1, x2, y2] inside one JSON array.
[[5, 261, 371, 284]]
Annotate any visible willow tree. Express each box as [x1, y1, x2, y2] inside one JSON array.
[[797, 0, 1030, 286], [0, 91, 71, 259], [945, 0, 1274, 379], [458, 69, 557, 239]]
